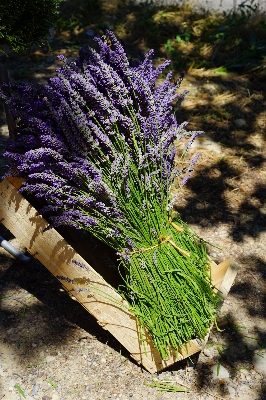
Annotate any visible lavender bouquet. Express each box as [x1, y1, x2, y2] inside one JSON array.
[[1, 32, 219, 359]]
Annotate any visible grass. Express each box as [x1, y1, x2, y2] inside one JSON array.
[[1, 1, 265, 389], [3, 0, 266, 136], [5, 0, 266, 142], [144, 378, 189, 392], [14, 384, 26, 399], [46, 379, 59, 388], [52, 0, 266, 75]]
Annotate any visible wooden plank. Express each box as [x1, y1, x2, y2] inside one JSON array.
[[0, 178, 236, 373], [210, 258, 232, 291], [6, 176, 25, 190], [217, 260, 239, 300]]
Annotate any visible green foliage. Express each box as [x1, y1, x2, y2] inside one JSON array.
[[35, 0, 265, 73], [214, 67, 230, 75], [14, 384, 26, 399], [0, 0, 62, 53], [46, 380, 58, 388], [160, 1, 266, 72], [145, 378, 189, 392], [55, 0, 102, 35]]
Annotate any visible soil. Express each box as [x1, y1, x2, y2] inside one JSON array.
[[0, 40, 266, 400]]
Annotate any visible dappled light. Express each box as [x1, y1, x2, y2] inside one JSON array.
[[0, 0, 266, 398]]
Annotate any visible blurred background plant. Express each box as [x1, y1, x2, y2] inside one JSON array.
[[0, 0, 62, 139], [49, 0, 266, 75], [1, 0, 264, 85], [0, 0, 62, 53]]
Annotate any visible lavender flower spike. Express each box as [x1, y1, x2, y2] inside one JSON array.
[[72, 259, 90, 272], [0, 31, 217, 360]]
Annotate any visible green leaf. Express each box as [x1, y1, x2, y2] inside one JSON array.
[[46, 380, 58, 388], [68, 389, 82, 393], [214, 67, 229, 75], [14, 384, 26, 398], [234, 324, 247, 330], [144, 379, 189, 392], [27, 361, 46, 368]]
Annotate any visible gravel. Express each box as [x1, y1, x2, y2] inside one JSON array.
[[1, 196, 266, 399], [1, 62, 266, 400]]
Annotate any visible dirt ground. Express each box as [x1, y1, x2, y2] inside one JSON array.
[[0, 40, 266, 400]]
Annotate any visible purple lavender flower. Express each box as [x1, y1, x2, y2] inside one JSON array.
[[51, 210, 98, 229], [117, 249, 131, 265], [72, 259, 90, 272], [0, 30, 196, 253], [153, 250, 157, 266], [75, 287, 91, 295], [0, 33, 210, 359], [56, 276, 75, 284], [180, 152, 200, 187], [183, 131, 199, 152], [129, 290, 136, 301]]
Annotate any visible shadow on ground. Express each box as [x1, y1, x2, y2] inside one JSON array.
[[0, 251, 134, 366], [0, 0, 266, 397]]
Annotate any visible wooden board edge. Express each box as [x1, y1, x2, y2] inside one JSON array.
[[218, 260, 239, 300], [0, 178, 238, 373]]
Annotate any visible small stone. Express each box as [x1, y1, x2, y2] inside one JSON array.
[[190, 134, 222, 154], [100, 357, 107, 363], [253, 352, 266, 374], [32, 384, 39, 395], [211, 364, 230, 381], [203, 348, 212, 357], [9, 334, 20, 342], [45, 355, 56, 363], [32, 343, 37, 348], [8, 378, 15, 391], [30, 368, 37, 375], [6, 328, 14, 335], [227, 385, 236, 398], [42, 397, 51, 400], [86, 29, 94, 37], [51, 393, 59, 400], [239, 384, 249, 392], [234, 118, 246, 128]]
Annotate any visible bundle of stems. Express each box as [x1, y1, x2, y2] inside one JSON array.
[[1, 31, 219, 359]]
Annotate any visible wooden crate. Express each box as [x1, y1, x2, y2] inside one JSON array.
[[0, 177, 238, 373]]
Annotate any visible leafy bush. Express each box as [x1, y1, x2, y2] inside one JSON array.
[[0, 0, 61, 53]]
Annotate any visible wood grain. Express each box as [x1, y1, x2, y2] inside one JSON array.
[[0, 177, 237, 373]]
